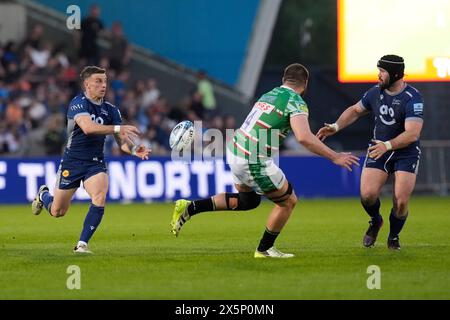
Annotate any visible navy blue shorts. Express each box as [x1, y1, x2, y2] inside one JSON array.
[[363, 149, 420, 174], [56, 158, 108, 190]]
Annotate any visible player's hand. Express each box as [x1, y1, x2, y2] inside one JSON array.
[[368, 139, 388, 160], [332, 152, 360, 171], [120, 125, 141, 145], [316, 123, 338, 141], [134, 144, 151, 160]]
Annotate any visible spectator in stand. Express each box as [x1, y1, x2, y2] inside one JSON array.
[[5, 99, 24, 128], [111, 69, 129, 107], [197, 70, 216, 120], [20, 117, 46, 157], [210, 115, 225, 136], [189, 90, 204, 120], [79, 4, 104, 64], [108, 22, 132, 73], [224, 114, 236, 130], [140, 78, 160, 109], [0, 80, 10, 111], [151, 96, 170, 115], [3, 62, 21, 84], [146, 114, 170, 153], [44, 113, 66, 155], [20, 24, 44, 51], [29, 42, 52, 69], [1, 41, 21, 68], [0, 123, 22, 155]]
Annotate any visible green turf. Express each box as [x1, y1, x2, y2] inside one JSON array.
[[1, 196, 449, 299]]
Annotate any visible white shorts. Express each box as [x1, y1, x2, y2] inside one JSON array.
[[226, 149, 287, 194]]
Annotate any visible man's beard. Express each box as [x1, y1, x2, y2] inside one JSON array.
[[379, 79, 390, 90]]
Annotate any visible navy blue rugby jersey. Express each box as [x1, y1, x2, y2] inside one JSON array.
[[64, 92, 122, 160], [360, 84, 423, 154]]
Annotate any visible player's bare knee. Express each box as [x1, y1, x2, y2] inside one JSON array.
[[394, 196, 409, 214], [276, 194, 296, 210], [361, 193, 378, 206], [394, 193, 408, 205], [288, 193, 297, 209], [91, 193, 107, 206], [269, 182, 295, 207]]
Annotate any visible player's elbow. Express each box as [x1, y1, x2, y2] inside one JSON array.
[[411, 135, 419, 144], [408, 131, 420, 143], [297, 133, 313, 146], [80, 124, 93, 135], [80, 127, 89, 135], [297, 137, 308, 146]]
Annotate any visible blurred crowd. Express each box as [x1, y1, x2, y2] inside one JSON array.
[[0, 5, 231, 158]]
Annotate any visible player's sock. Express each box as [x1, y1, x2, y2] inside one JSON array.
[[361, 198, 382, 223], [79, 204, 105, 243], [41, 191, 54, 214], [187, 197, 215, 216], [389, 209, 407, 239], [257, 228, 280, 252]]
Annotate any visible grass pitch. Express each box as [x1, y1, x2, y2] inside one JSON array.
[[1, 196, 449, 299]]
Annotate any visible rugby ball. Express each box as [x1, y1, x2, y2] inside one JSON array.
[[169, 120, 194, 151]]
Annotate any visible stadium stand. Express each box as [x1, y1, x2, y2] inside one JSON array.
[[0, 0, 251, 157]]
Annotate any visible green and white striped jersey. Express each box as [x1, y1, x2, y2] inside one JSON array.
[[227, 85, 309, 161]]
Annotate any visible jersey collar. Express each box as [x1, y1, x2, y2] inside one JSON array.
[[280, 85, 297, 94], [83, 92, 103, 106], [383, 83, 408, 97]]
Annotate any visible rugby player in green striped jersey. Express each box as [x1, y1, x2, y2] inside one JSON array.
[[171, 64, 359, 258]]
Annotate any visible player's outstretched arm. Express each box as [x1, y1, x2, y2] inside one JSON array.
[[316, 102, 369, 141], [113, 134, 151, 160], [75, 115, 140, 145], [290, 115, 360, 171]]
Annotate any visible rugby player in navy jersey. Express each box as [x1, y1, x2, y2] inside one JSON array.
[[32, 66, 151, 254], [317, 55, 424, 250]]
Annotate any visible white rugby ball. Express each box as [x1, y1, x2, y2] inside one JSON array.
[[169, 120, 194, 151]]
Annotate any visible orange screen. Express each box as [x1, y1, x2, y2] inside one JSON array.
[[338, 0, 450, 82]]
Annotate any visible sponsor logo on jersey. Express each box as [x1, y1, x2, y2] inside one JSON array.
[[413, 103, 423, 114], [254, 102, 275, 114], [60, 178, 71, 185], [100, 109, 109, 116], [379, 104, 396, 125]]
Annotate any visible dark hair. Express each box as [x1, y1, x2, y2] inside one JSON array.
[[80, 66, 106, 82], [282, 63, 309, 87]]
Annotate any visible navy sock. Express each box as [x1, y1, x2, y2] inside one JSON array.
[[361, 198, 382, 223], [79, 204, 105, 243], [257, 228, 280, 252], [389, 209, 407, 239], [187, 198, 215, 216], [41, 191, 54, 214]]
